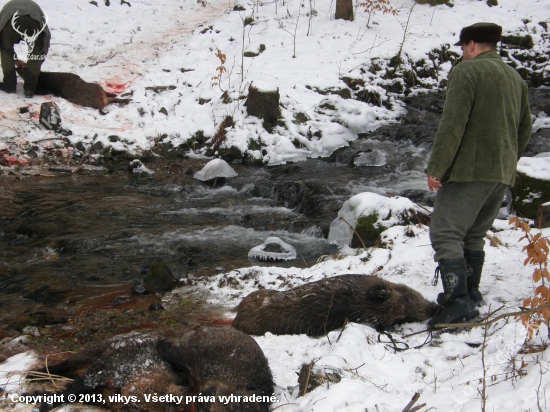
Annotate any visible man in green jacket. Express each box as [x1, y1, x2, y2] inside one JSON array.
[[426, 22, 532, 328]]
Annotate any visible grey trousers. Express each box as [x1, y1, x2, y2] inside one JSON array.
[[429, 181, 508, 261]]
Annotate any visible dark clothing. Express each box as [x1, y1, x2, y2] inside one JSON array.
[[428, 51, 532, 262], [429, 181, 508, 260], [0, 0, 49, 94], [426, 51, 532, 186]]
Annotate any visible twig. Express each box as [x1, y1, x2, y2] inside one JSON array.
[[336, 318, 349, 343], [401, 392, 421, 412], [89, 51, 119, 67], [339, 217, 367, 250], [479, 306, 490, 412], [434, 303, 550, 329]]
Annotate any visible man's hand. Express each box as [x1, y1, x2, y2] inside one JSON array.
[[427, 175, 441, 192]]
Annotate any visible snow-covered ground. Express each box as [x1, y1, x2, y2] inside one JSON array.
[[1, 0, 550, 411], [0, 0, 548, 165]]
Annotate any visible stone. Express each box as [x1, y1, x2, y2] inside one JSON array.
[[39, 102, 62, 131], [143, 260, 178, 293]]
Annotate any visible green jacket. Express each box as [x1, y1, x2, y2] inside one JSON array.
[[426, 51, 532, 186]]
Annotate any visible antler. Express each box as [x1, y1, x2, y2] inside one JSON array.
[[10, 11, 26, 37], [31, 13, 48, 38], [10, 11, 48, 53]]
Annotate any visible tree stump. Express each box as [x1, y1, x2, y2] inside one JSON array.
[[245, 82, 280, 131], [335, 0, 353, 21]]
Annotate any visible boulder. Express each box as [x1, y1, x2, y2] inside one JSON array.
[[511, 157, 550, 223]]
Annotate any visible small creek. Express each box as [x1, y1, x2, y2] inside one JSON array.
[[0, 89, 548, 344]]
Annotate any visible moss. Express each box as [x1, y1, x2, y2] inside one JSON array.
[[244, 51, 260, 57], [501, 35, 534, 50], [144, 260, 177, 293], [352, 213, 381, 248], [248, 138, 261, 151], [219, 145, 243, 162], [511, 172, 550, 219], [486, 0, 498, 6], [319, 103, 337, 111], [293, 112, 310, 124]]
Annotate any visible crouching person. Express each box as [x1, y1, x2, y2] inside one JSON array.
[[426, 22, 532, 328], [0, 0, 50, 97]]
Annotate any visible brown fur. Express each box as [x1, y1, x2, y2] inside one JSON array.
[[232, 274, 440, 336], [32, 327, 274, 412], [15, 60, 131, 114], [157, 325, 274, 412], [34, 332, 185, 412]]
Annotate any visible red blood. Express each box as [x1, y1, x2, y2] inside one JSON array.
[[104, 82, 128, 94]]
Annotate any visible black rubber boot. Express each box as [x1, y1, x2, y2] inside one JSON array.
[[428, 258, 479, 329], [436, 250, 486, 307], [465, 249, 485, 306], [0, 82, 15, 93]]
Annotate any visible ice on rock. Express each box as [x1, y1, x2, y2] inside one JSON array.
[[194, 159, 238, 181], [248, 237, 297, 261], [354, 149, 386, 167]]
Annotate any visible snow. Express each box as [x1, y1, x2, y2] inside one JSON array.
[[1, 0, 550, 411], [517, 156, 550, 180], [2, 0, 548, 166], [194, 158, 238, 180]]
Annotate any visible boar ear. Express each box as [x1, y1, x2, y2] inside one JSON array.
[[366, 284, 391, 302]]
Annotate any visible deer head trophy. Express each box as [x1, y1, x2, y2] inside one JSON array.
[[11, 10, 48, 54]]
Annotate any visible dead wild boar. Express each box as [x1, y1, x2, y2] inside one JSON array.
[[232, 274, 440, 336], [15, 60, 131, 114], [32, 327, 274, 412], [157, 325, 274, 412]]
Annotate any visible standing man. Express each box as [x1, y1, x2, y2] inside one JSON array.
[[0, 0, 50, 97], [426, 23, 532, 328]]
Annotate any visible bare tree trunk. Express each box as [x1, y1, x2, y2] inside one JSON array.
[[335, 0, 353, 21]]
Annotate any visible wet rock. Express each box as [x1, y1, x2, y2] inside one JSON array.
[[148, 302, 165, 311], [24, 285, 71, 305], [22, 326, 40, 337], [111, 295, 133, 306], [0, 335, 29, 360], [91, 141, 104, 154], [143, 260, 178, 293], [353, 149, 387, 167], [131, 279, 150, 295], [28, 311, 68, 326]]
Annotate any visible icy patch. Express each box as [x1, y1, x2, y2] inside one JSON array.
[[248, 236, 297, 261], [194, 159, 238, 181], [354, 149, 387, 167]]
